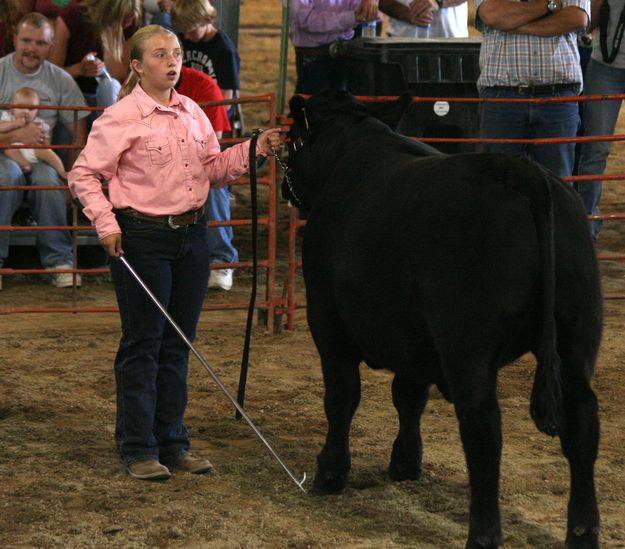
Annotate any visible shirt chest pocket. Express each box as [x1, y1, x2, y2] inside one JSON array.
[[145, 137, 173, 167], [193, 136, 207, 162]]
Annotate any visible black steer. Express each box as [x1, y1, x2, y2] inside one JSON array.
[[284, 92, 602, 549]]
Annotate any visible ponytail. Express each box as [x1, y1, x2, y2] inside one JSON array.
[[119, 68, 139, 100]]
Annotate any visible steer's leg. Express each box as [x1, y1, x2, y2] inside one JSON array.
[[558, 353, 600, 549], [450, 365, 503, 549], [388, 375, 429, 481], [312, 351, 361, 495]]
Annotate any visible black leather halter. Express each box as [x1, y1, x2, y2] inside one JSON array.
[[279, 137, 305, 209]]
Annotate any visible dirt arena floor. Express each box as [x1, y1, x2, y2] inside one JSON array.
[[1, 1, 625, 547]]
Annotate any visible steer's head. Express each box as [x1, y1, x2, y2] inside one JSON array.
[[282, 91, 412, 210]]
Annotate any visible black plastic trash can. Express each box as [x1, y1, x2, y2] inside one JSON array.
[[331, 38, 482, 153]]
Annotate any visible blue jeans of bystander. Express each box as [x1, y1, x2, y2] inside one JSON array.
[[0, 154, 73, 268], [479, 87, 580, 178], [109, 215, 211, 465], [576, 59, 625, 237], [206, 186, 238, 264]]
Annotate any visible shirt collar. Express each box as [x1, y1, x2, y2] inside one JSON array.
[[131, 84, 194, 118]]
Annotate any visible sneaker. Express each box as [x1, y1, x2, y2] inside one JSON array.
[[46, 263, 82, 288], [167, 452, 213, 474], [208, 268, 233, 291], [124, 460, 171, 481]]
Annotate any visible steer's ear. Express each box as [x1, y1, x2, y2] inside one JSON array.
[[288, 94, 309, 130], [366, 93, 413, 130]]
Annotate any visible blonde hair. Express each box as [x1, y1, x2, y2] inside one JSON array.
[[12, 86, 40, 105], [81, 0, 142, 62], [171, 0, 218, 33], [118, 25, 181, 100]]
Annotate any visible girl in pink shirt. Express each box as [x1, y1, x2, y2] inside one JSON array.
[[68, 25, 281, 481]]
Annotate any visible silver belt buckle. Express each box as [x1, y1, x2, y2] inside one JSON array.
[[167, 215, 181, 229], [517, 84, 530, 94]]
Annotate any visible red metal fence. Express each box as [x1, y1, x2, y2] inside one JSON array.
[[2, 93, 624, 332]]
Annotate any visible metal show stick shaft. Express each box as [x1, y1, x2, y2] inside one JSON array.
[[118, 255, 307, 493]]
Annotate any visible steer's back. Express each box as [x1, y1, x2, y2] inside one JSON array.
[[303, 151, 600, 378]]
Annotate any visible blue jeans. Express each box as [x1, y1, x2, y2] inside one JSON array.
[[206, 186, 238, 264], [479, 87, 580, 178], [109, 215, 210, 465], [576, 59, 625, 237], [0, 154, 73, 268]]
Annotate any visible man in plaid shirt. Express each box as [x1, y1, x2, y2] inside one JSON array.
[[475, 0, 590, 178]]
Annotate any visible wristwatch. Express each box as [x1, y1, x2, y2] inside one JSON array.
[[546, 0, 557, 13]]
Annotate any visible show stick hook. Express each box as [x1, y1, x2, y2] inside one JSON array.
[[118, 255, 307, 493]]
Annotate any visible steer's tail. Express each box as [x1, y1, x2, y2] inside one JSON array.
[[525, 163, 564, 437]]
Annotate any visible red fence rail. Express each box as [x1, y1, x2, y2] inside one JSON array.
[[3, 93, 624, 331]]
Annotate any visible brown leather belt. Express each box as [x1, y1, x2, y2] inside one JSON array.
[[115, 207, 204, 229], [491, 83, 579, 95]]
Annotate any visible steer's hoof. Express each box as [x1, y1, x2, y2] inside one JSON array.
[[465, 538, 501, 549], [465, 531, 502, 549], [311, 469, 349, 495], [566, 526, 600, 549], [387, 461, 421, 482]]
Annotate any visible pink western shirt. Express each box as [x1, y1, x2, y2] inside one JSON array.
[[69, 84, 259, 239]]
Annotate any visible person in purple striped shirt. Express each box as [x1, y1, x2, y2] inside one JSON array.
[[289, 0, 379, 94]]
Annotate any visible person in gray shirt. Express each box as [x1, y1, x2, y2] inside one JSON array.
[[0, 12, 89, 289]]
